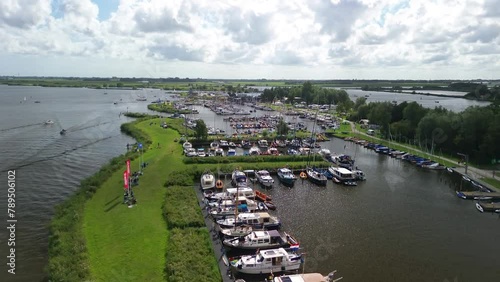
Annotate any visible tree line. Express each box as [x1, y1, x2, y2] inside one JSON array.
[[260, 81, 354, 112], [349, 99, 500, 165]]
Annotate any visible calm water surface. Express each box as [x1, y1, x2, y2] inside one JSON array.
[[0, 85, 163, 281], [0, 85, 498, 281], [227, 140, 500, 282]]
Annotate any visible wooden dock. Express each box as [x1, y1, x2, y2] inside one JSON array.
[[456, 191, 500, 200], [476, 201, 500, 213]]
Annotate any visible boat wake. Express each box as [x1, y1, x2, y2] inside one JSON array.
[[0, 135, 117, 173], [66, 120, 115, 133], [0, 122, 45, 132]]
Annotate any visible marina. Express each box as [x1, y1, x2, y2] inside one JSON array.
[[1, 85, 499, 282]]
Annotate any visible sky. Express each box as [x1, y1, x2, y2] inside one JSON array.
[[0, 0, 499, 80]]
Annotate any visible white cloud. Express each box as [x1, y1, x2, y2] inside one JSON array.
[[0, 0, 499, 79]]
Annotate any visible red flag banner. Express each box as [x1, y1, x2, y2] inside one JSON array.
[[123, 170, 129, 189], [126, 160, 131, 176]]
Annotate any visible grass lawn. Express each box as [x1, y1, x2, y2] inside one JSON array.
[[481, 177, 500, 190], [83, 119, 182, 281]]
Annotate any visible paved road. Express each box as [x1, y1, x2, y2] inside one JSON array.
[[348, 121, 499, 192]]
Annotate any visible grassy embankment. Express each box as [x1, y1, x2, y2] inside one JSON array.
[[48, 115, 157, 281], [480, 177, 500, 190], [83, 117, 223, 282]]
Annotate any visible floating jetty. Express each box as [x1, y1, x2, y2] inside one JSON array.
[[456, 191, 500, 200], [476, 202, 500, 213]]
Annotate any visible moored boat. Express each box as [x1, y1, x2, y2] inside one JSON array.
[[232, 170, 248, 188], [255, 190, 272, 202], [277, 168, 297, 186], [230, 247, 303, 274], [328, 166, 357, 185], [217, 212, 281, 230], [223, 230, 299, 250], [273, 271, 343, 282], [200, 170, 215, 190], [306, 167, 328, 186], [220, 225, 255, 238], [182, 141, 192, 151], [258, 139, 269, 148], [44, 120, 54, 124], [249, 145, 260, 156], [256, 170, 274, 186]]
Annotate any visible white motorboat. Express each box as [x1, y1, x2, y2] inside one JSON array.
[[197, 148, 206, 157], [248, 145, 260, 156], [274, 271, 343, 282], [230, 247, 303, 274], [328, 166, 357, 185], [200, 171, 215, 190], [183, 141, 192, 150], [217, 212, 281, 230], [258, 139, 269, 148], [185, 148, 197, 157], [215, 147, 225, 156], [223, 230, 299, 250], [256, 170, 274, 185], [44, 120, 54, 125]]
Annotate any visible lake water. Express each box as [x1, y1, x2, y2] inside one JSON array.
[[344, 89, 490, 112], [0, 85, 498, 281]]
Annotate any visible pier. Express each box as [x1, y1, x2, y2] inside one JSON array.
[[194, 185, 235, 282], [456, 191, 500, 200], [476, 202, 500, 213]]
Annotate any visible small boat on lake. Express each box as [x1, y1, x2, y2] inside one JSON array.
[[60, 129, 67, 135], [223, 230, 299, 250], [230, 247, 303, 274], [44, 120, 54, 125], [277, 168, 297, 186]]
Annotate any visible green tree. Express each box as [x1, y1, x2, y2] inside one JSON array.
[[368, 102, 392, 136], [354, 97, 367, 110], [276, 118, 289, 137], [194, 119, 208, 141]]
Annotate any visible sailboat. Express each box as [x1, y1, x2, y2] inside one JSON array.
[[305, 107, 327, 186]]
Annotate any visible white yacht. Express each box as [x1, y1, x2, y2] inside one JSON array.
[[230, 247, 302, 274]]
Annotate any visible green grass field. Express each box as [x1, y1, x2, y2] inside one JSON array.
[[83, 120, 183, 281]]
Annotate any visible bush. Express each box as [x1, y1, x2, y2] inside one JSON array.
[[163, 187, 204, 228], [164, 170, 195, 187], [165, 228, 221, 282]]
